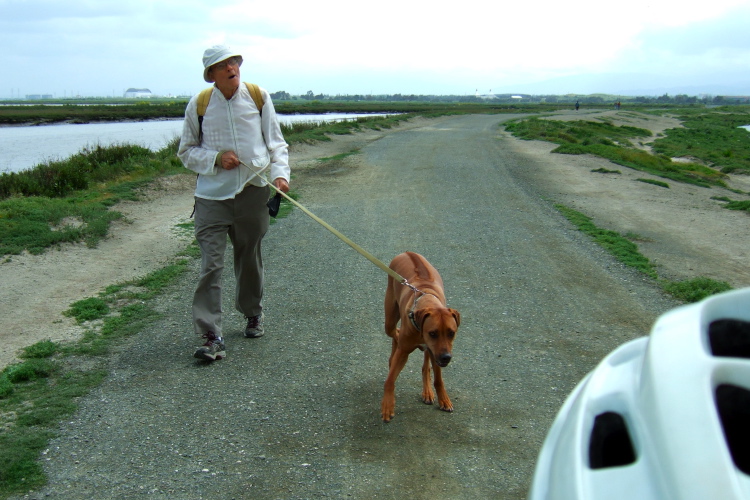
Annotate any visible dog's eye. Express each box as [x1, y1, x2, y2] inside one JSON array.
[[448, 331, 455, 339], [429, 331, 438, 338]]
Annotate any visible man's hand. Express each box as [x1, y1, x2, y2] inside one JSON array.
[[273, 178, 290, 194], [219, 151, 240, 170]]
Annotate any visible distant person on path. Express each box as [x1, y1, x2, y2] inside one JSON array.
[[575, 100, 580, 111], [177, 45, 290, 362]]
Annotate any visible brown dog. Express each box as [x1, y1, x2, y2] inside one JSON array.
[[381, 252, 461, 422]]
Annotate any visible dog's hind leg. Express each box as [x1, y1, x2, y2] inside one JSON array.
[[382, 349, 409, 422], [383, 277, 400, 339], [421, 349, 435, 405]]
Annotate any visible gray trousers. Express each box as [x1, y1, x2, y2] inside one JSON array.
[[192, 185, 270, 336]]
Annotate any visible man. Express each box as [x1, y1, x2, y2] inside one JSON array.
[[177, 45, 290, 362]]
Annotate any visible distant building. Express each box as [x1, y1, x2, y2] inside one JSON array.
[[124, 88, 152, 98], [25, 94, 53, 100]]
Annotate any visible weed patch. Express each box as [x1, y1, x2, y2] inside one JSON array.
[[725, 200, 750, 212], [712, 196, 750, 212], [591, 168, 621, 174], [505, 116, 728, 188], [661, 277, 732, 303], [19, 341, 57, 360], [555, 204, 657, 278], [650, 108, 750, 174], [64, 297, 110, 323], [637, 178, 670, 188], [555, 203, 732, 302]]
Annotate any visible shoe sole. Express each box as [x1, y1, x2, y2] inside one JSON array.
[[193, 349, 226, 361], [244, 331, 264, 338]]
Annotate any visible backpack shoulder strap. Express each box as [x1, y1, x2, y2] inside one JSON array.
[[196, 84, 264, 139], [196, 87, 213, 139], [197, 87, 213, 118], [245, 82, 265, 114]]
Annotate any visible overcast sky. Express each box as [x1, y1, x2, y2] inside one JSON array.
[[1, 0, 749, 98]]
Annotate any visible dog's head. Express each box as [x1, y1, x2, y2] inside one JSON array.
[[414, 307, 461, 367]]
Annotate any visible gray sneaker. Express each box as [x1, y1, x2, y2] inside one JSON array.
[[244, 313, 265, 338], [193, 332, 226, 361]]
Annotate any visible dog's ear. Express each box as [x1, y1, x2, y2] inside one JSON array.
[[414, 308, 433, 330], [449, 308, 461, 328]]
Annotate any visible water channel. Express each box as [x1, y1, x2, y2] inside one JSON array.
[[0, 113, 389, 173]]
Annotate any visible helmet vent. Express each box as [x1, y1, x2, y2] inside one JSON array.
[[709, 319, 750, 358], [588, 412, 636, 469], [716, 384, 750, 475]]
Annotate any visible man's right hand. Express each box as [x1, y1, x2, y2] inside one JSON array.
[[219, 151, 240, 170]]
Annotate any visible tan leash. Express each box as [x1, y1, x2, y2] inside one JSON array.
[[240, 160, 411, 286]]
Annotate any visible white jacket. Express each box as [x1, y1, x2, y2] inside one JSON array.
[[177, 84, 290, 200]]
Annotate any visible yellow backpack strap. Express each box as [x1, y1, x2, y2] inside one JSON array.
[[197, 87, 213, 118], [246, 82, 265, 115], [196, 87, 213, 139], [195, 84, 263, 140]]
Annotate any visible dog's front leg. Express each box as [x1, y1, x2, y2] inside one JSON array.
[[381, 349, 409, 422], [432, 363, 453, 412], [421, 349, 435, 405]]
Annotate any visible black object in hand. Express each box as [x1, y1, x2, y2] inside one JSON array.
[[267, 192, 282, 217]]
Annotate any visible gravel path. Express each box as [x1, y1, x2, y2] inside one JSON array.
[[15, 114, 678, 499]]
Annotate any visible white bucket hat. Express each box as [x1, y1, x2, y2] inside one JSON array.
[[202, 45, 243, 83]]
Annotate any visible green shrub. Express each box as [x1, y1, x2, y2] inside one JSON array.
[[0, 374, 12, 398], [662, 277, 732, 303], [725, 200, 750, 212], [64, 297, 110, 323], [637, 178, 670, 188], [4, 359, 54, 383], [19, 340, 57, 359]]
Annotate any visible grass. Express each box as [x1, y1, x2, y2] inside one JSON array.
[[0, 252, 194, 496], [591, 167, 621, 174], [637, 178, 669, 188], [505, 116, 728, 188], [555, 203, 732, 302], [662, 277, 732, 303], [711, 196, 750, 213], [555, 204, 658, 279], [0, 139, 185, 256], [63, 297, 110, 323], [649, 107, 750, 175]]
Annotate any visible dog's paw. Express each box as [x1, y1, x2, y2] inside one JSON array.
[[422, 389, 435, 405], [381, 398, 396, 423], [438, 398, 454, 413]]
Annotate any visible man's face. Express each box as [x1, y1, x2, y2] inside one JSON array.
[[209, 56, 242, 95]]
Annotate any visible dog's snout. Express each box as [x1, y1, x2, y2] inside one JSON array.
[[438, 353, 452, 366]]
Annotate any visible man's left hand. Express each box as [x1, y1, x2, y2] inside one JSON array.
[[273, 178, 290, 194]]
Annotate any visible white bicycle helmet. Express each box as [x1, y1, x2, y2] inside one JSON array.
[[528, 287, 750, 500]]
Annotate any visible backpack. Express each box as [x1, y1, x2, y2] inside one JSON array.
[[196, 82, 264, 138]]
